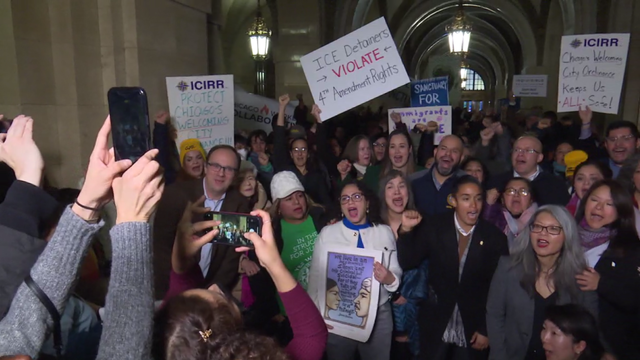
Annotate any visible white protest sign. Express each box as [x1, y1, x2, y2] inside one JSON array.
[[166, 75, 234, 150], [557, 34, 630, 114], [234, 89, 297, 134], [300, 17, 410, 121], [388, 105, 452, 144], [513, 75, 548, 97], [316, 245, 382, 343]]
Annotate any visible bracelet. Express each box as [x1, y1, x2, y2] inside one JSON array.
[[75, 199, 102, 212]]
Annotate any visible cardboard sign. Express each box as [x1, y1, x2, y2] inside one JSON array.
[[166, 75, 234, 150], [410, 76, 449, 107], [300, 17, 410, 121], [388, 105, 452, 144], [313, 245, 382, 343], [557, 34, 630, 114], [234, 89, 297, 134], [513, 75, 548, 97]]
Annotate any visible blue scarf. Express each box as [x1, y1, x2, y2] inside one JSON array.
[[342, 217, 371, 248]]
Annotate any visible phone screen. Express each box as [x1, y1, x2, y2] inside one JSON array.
[[107, 87, 151, 162], [204, 212, 261, 248]]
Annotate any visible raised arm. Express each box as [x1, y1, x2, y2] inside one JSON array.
[[396, 210, 429, 270], [272, 94, 292, 172], [97, 149, 165, 360], [0, 116, 133, 357]]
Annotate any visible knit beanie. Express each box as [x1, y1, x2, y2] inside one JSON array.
[[179, 139, 206, 166], [270, 171, 305, 200], [564, 150, 589, 177]]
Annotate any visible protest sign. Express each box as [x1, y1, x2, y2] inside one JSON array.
[[557, 34, 630, 114], [410, 76, 449, 107], [388, 105, 452, 144], [234, 89, 297, 134], [513, 75, 548, 97], [317, 245, 382, 342], [300, 17, 410, 121], [166, 75, 234, 150]]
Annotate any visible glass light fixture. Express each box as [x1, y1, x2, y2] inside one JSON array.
[[446, 0, 472, 55], [247, 0, 271, 60]]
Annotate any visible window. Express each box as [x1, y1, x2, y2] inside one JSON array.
[[462, 69, 485, 91]]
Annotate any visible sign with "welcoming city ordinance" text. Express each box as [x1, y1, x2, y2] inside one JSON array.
[[166, 75, 235, 150], [557, 33, 630, 114], [300, 17, 410, 121]]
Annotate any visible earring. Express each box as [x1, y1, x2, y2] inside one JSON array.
[[366, 208, 369, 213]]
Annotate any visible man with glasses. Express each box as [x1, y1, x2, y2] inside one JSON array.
[[153, 144, 251, 299], [489, 135, 569, 206], [577, 106, 640, 178]]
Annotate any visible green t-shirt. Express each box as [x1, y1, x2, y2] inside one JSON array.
[[278, 216, 318, 313]]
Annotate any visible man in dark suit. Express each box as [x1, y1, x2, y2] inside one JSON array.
[[397, 175, 508, 360], [153, 144, 251, 299], [489, 135, 569, 206]]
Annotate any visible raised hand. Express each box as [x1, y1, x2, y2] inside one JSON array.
[[311, 104, 322, 123], [76, 116, 133, 211], [486, 188, 500, 205], [155, 111, 170, 125], [279, 94, 290, 108], [578, 105, 592, 125], [400, 210, 422, 233], [337, 159, 352, 178], [426, 120, 439, 133], [112, 149, 164, 223], [172, 197, 219, 274], [258, 152, 270, 166], [390, 112, 401, 124], [0, 115, 44, 186]]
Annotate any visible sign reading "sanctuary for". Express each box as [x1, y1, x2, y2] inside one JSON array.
[[557, 33, 630, 114], [300, 17, 410, 121]]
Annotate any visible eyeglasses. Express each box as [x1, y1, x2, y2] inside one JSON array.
[[207, 162, 237, 174], [340, 193, 365, 204], [605, 134, 636, 143], [512, 148, 539, 155], [292, 147, 308, 153], [373, 142, 386, 148], [530, 224, 563, 235], [504, 188, 530, 197]]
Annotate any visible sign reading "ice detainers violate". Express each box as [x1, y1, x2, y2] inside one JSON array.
[[300, 17, 410, 121], [166, 75, 235, 150], [557, 33, 630, 115]]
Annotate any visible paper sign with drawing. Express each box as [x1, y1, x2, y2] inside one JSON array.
[[320, 246, 382, 342]]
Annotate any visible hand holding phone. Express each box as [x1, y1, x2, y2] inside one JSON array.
[[107, 87, 151, 163], [204, 211, 262, 248]]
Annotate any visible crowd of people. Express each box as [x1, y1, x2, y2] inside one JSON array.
[[0, 90, 638, 360]]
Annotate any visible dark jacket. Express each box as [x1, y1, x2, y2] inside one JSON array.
[[152, 178, 251, 299], [152, 122, 180, 186], [486, 257, 599, 360], [272, 125, 333, 208], [397, 213, 509, 359], [0, 163, 15, 204], [0, 180, 58, 319], [412, 168, 465, 216], [247, 206, 329, 321], [489, 170, 570, 206], [594, 247, 640, 359]]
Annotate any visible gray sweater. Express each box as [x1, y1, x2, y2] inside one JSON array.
[[0, 208, 153, 359]]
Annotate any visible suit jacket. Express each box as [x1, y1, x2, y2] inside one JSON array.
[[397, 213, 509, 357], [486, 257, 599, 360], [152, 178, 251, 299]]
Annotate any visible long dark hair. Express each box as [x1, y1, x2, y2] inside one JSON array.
[[380, 129, 416, 178], [338, 180, 382, 226], [545, 304, 604, 360], [575, 179, 640, 257], [572, 160, 613, 190], [289, 137, 321, 173], [460, 156, 490, 189], [233, 168, 259, 208]]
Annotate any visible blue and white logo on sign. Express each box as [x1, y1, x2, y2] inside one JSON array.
[[176, 81, 189, 92]]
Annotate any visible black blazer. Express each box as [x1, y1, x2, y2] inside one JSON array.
[[594, 248, 640, 359], [397, 212, 509, 357]]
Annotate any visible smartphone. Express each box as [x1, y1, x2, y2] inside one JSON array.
[[0, 118, 12, 134], [107, 87, 151, 162], [204, 211, 262, 248]]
